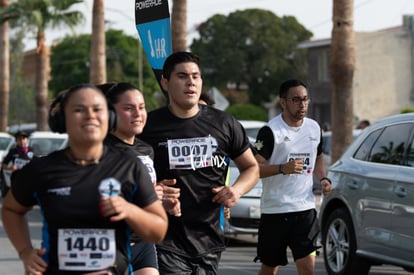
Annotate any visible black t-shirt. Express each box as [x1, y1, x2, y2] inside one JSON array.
[[11, 145, 157, 274], [2, 146, 35, 169], [104, 134, 156, 183], [139, 105, 250, 257], [104, 134, 154, 160], [104, 134, 157, 243]]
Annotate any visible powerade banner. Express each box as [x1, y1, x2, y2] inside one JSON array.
[[135, 0, 172, 94]]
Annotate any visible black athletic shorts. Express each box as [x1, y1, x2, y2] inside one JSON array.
[[256, 209, 320, 267], [157, 249, 221, 275], [130, 241, 158, 270]]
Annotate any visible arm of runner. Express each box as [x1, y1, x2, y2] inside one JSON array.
[[211, 148, 259, 208], [313, 153, 332, 195], [1, 192, 48, 274], [100, 196, 168, 243], [255, 154, 304, 178]]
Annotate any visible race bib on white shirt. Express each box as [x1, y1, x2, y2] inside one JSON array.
[[167, 136, 217, 170], [288, 152, 313, 175], [14, 158, 31, 169], [58, 228, 116, 271]]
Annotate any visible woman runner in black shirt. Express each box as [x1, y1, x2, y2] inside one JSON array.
[[100, 82, 180, 275]]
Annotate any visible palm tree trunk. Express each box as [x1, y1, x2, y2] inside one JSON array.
[[171, 0, 187, 52], [35, 30, 49, 131], [0, 0, 9, 131], [330, 0, 355, 163], [90, 0, 106, 84]]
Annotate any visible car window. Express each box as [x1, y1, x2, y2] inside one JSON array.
[[407, 136, 414, 167], [367, 123, 414, 165], [353, 129, 382, 161]]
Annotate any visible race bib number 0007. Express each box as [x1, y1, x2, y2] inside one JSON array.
[[168, 136, 217, 170]]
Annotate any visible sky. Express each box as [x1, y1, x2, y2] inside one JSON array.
[[24, 0, 414, 50]]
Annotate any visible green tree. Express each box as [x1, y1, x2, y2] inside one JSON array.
[[225, 104, 267, 121], [50, 29, 160, 110], [190, 9, 312, 105], [401, 108, 414, 113], [0, 0, 84, 130]]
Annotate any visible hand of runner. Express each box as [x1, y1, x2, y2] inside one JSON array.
[[211, 186, 241, 208], [158, 179, 181, 217], [283, 158, 304, 174], [21, 247, 47, 275]]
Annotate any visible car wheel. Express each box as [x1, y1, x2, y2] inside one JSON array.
[[322, 208, 371, 275]]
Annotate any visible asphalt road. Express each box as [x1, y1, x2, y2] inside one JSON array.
[[219, 235, 413, 275], [0, 197, 412, 274]]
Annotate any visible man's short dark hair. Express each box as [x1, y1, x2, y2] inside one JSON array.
[[279, 79, 307, 98], [162, 51, 201, 80]]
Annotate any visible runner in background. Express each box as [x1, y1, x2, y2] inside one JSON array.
[[100, 82, 180, 275]]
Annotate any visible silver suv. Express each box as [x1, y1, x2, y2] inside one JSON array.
[[319, 113, 414, 275]]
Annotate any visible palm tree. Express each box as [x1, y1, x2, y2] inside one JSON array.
[[0, 0, 9, 131], [330, 0, 355, 163], [89, 0, 106, 84], [0, 0, 84, 130], [171, 0, 187, 52]]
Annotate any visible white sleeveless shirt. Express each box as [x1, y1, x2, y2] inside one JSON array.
[[260, 114, 321, 214]]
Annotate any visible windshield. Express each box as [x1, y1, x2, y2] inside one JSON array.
[[30, 138, 67, 156]]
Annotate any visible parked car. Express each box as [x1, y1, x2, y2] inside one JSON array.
[[0, 132, 15, 163], [319, 113, 414, 274], [29, 131, 68, 157], [313, 129, 363, 194], [224, 120, 265, 236]]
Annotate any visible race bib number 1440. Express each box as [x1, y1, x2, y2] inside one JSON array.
[[58, 228, 116, 271]]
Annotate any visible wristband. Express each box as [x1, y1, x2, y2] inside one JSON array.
[[320, 177, 332, 184], [279, 164, 285, 175]]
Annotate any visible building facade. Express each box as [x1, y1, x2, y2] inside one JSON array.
[[299, 15, 414, 127]]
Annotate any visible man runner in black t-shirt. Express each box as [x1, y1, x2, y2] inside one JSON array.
[[140, 52, 259, 274]]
